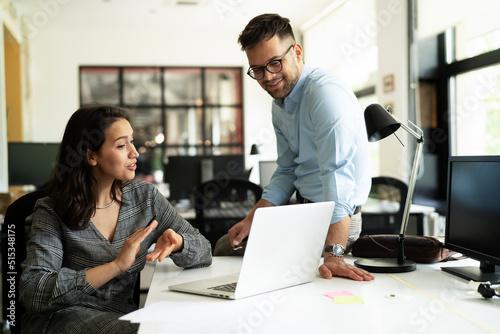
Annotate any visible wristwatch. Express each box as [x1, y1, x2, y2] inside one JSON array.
[[325, 244, 345, 257]]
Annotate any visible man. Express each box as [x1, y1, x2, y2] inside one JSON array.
[[226, 13, 374, 281]]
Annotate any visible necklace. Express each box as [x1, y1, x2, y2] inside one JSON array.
[[96, 199, 115, 209]]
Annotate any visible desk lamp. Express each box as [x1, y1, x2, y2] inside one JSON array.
[[354, 104, 424, 273], [250, 144, 260, 155]]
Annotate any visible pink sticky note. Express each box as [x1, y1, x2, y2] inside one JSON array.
[[324, 290, 356, 299]]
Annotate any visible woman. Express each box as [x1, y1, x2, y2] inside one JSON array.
[[20, 105, 212, 333]]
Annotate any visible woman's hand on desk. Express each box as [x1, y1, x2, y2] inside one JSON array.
[[146, 228, 184, 262], [319, 255, 375, 281]]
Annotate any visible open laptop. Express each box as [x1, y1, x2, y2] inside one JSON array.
[[169, 201, 335, 299]]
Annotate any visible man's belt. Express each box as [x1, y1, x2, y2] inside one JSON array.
[[296, 191, 361, 214]]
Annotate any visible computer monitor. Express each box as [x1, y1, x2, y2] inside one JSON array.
[[163, 155, 245, 202], [258, 160, 277, 188], [442, 155, 500, 284], [8, 142, 60, 187]]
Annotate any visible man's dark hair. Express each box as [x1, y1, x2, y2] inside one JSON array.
[[238, 13, 295, 50]]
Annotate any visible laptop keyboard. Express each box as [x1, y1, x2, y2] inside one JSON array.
[[208, 282, 237, 293]]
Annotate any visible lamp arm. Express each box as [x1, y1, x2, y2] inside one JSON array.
[[385, 108, 424, 235], [387, 111, 422, 140], [400, 135, 423, 231], [394, 115, 424, 264], [399, 122, 422, 141], [378, 106, 425, 263]]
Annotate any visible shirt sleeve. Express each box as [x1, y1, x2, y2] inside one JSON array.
[[150, 186, 212, 269], [261, 106, 298, 206], [20, 207, 97, 316], [308, 83, 359, 223]]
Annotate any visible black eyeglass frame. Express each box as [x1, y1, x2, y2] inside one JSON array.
[[246, 44, 295, 80]]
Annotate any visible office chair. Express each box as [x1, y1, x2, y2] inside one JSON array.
[[192, 178, 262, 250], [0, 193, 12, 217], [1, 190, 141, 334], [360, 176, 408, 235], [1, 190, 46, 333]]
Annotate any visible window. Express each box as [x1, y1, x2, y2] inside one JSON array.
[[444, 35, 500, 157], [448, 0, 500, 155], [416, 0, 500, 207], [302, 0, 379, 176], [80, 66, 244, 181], [453, 0, 500, 62], [454, 64, 500, 155], [418, 0, 500, 157]]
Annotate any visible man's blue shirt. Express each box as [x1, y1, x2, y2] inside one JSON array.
[[262, 63, 371, 223]]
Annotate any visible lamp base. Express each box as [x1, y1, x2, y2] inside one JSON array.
[[354, 258, 416, 273]]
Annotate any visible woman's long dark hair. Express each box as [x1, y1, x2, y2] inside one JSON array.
[[47, 105, 131, 230]]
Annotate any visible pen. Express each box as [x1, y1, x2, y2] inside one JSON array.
[[146, 214, 157, 228]]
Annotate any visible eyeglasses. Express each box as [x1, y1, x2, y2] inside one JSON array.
[[247, 44, 295, 80]]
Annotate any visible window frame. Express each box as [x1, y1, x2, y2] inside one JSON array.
[[79, 65, 245, 156]]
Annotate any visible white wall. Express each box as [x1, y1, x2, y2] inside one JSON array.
[[375, 0, 409, 181], [1, 0, 26, 192], [302, 0, 377, 82], [21, 12, 276, 176], [12, 0, 414, 188], [302, 0, 409, 181], [27, 24, 269, 133]]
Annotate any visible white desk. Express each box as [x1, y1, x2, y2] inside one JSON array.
[[134, 256, 500, 334]]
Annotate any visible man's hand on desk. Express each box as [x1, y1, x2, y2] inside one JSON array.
[[228, 199, 275, 247], [319, 255, 375, 281], [228, 219, 251, 248]]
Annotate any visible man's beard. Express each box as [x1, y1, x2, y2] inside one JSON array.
[[265, 64, 300, 99]]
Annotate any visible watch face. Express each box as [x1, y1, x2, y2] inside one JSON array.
[[333, 244, 344, 256]]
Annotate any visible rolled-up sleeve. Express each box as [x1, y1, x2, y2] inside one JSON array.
[[150, 186, 212, 269], [260, 64, 370, 225], [308, 84, 358, 223], [261, 116, 298, 206]]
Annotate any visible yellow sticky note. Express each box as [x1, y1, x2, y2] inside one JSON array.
[[333, 295, 365, 304]]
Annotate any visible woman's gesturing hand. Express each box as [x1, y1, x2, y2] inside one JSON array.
[[146, 228, 184, 262], [113, 220, 159, 273]]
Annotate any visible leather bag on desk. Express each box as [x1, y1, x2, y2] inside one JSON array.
[[351, 234, 457, 264]]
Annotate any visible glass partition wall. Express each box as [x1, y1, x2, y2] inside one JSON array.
[[80, 66, 244, 182]]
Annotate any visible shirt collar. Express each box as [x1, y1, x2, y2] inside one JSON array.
[[275, 62, 312, 109]]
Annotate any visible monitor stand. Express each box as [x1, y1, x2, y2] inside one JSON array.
[[441, 261, 500, 284]]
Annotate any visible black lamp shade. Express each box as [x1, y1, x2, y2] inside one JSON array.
[[364, 104, 401, 142], [250, 144, 260, 155]]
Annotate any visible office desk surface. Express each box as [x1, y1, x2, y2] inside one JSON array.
[[135, 256, 500, 334]]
